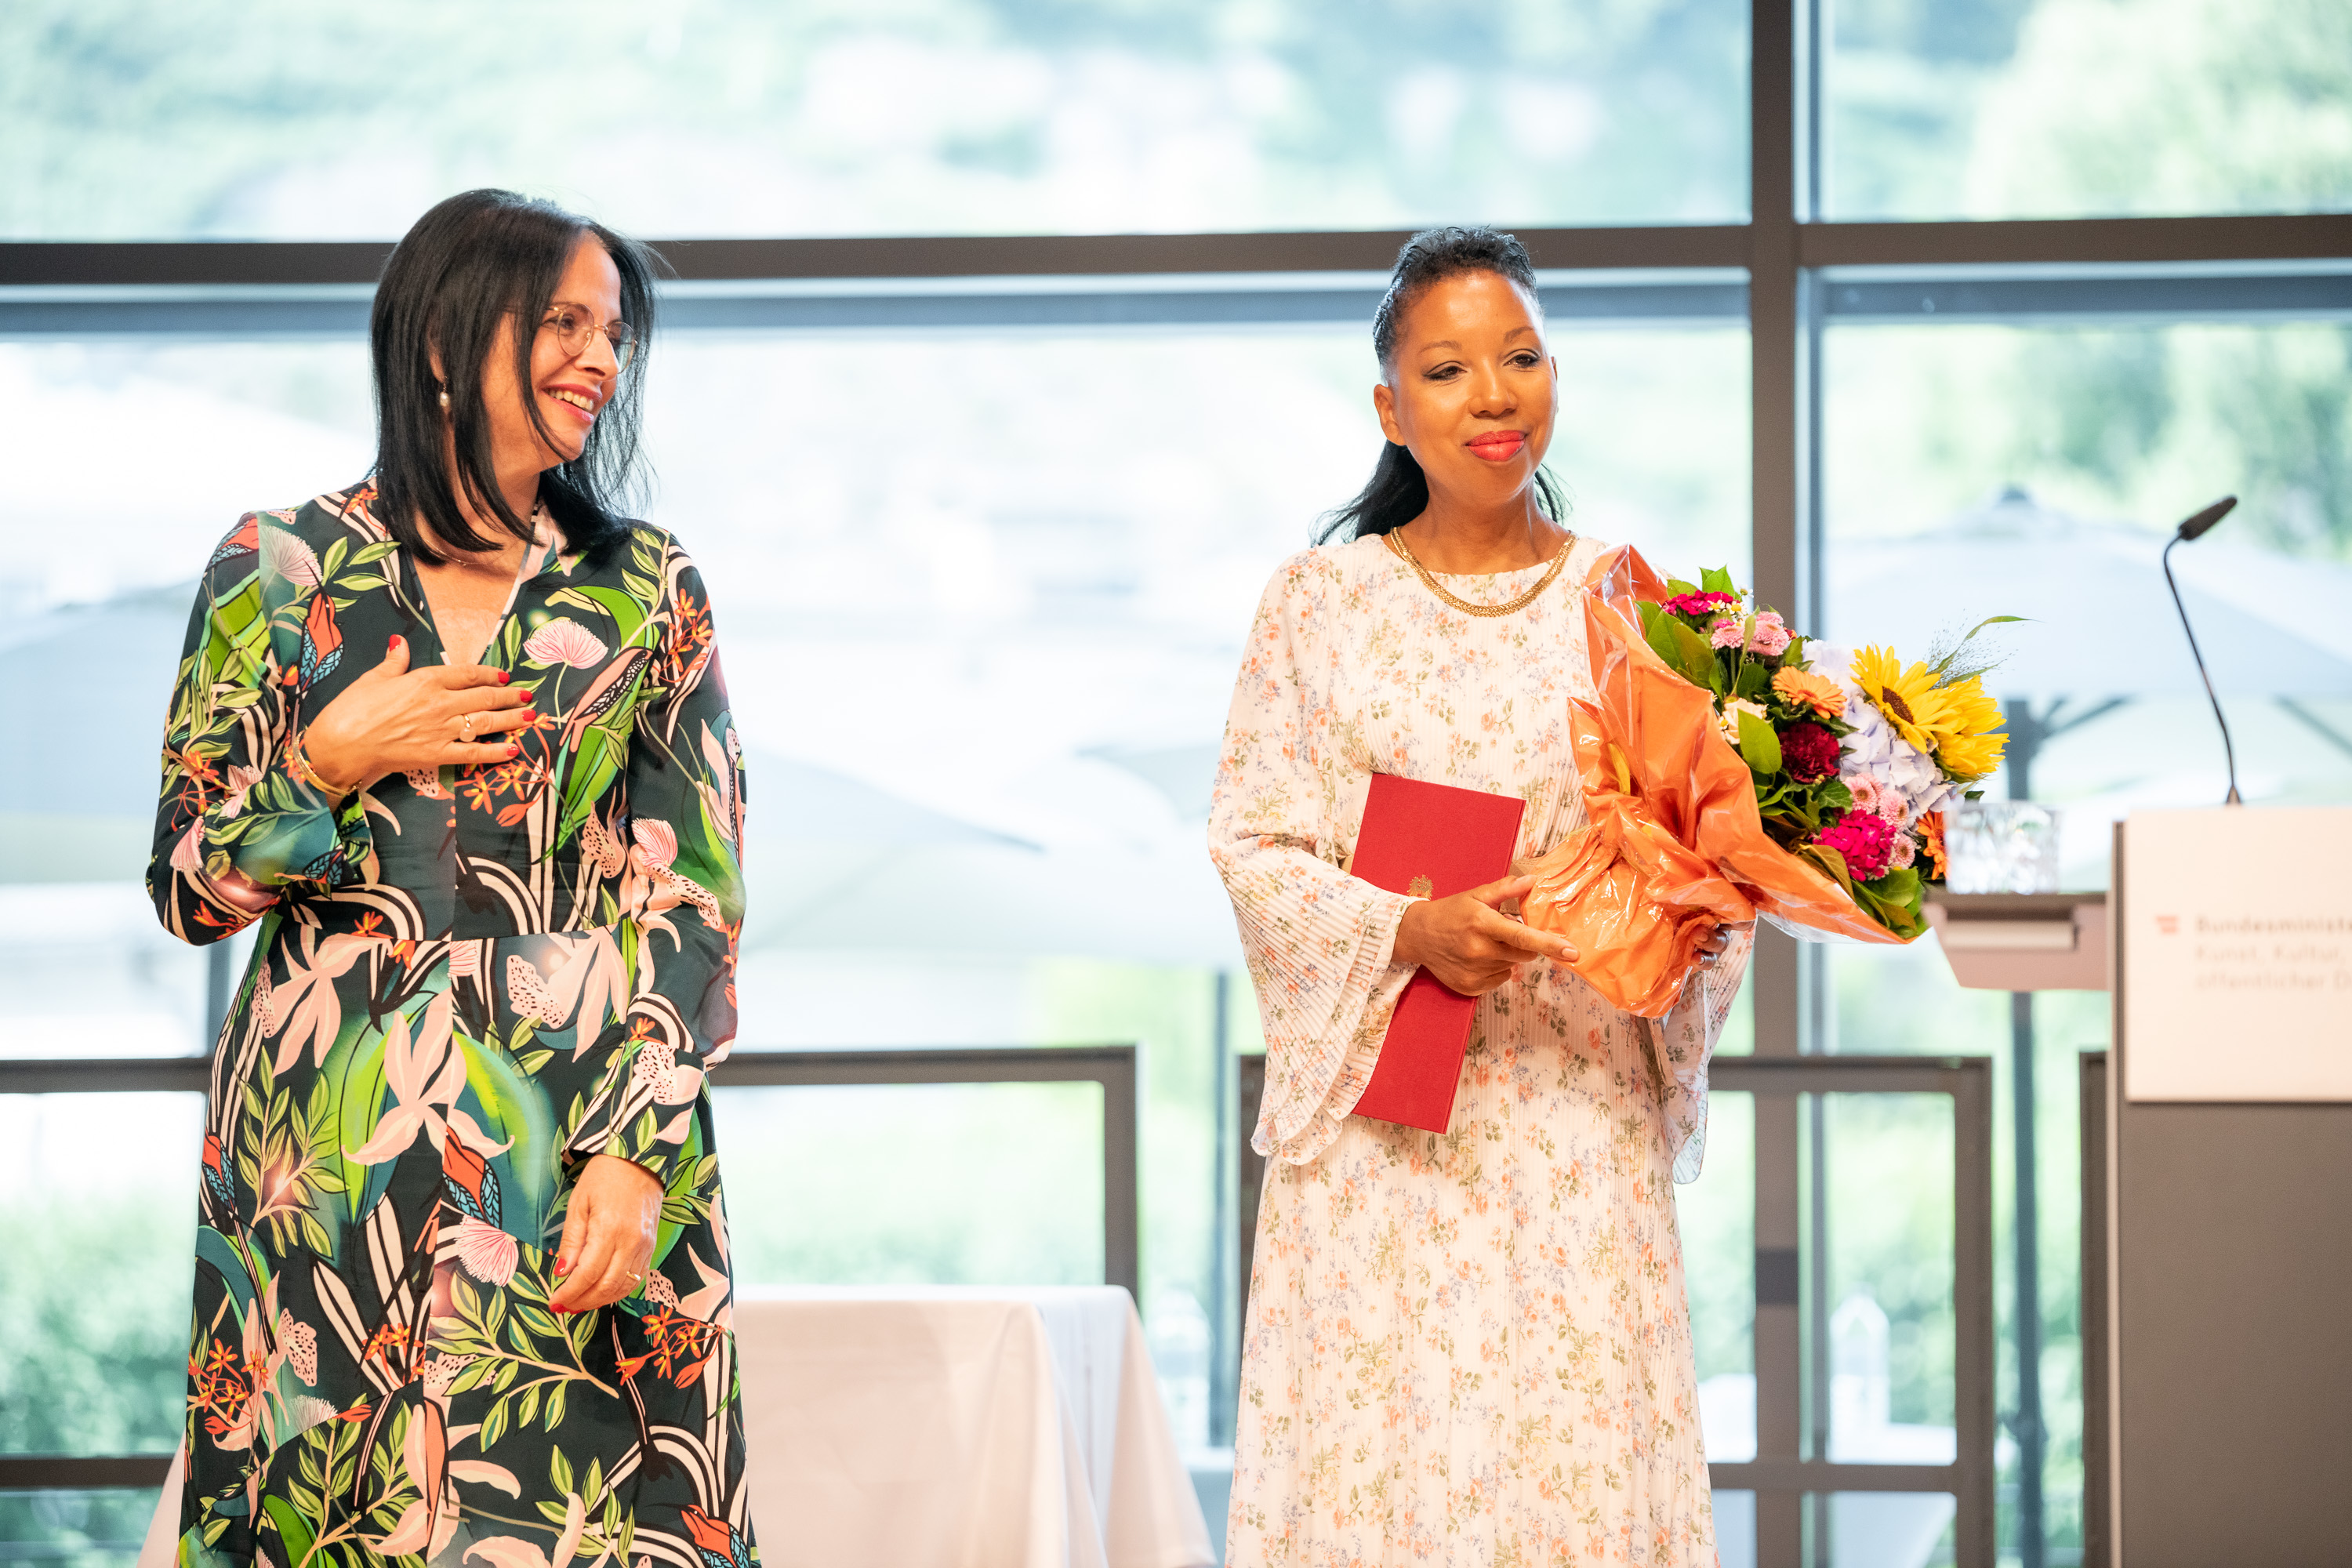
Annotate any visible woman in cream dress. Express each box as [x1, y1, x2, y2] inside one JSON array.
[[1210, 227, 1751, 1566]]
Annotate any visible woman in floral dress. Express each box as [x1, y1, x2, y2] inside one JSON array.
[[1210, 227, 1752, 1565], [149, 191, 757, 1568]]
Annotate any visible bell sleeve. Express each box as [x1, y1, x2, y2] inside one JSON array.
[[148, 514, 376, 946], [1649, 923, 1754, 1183], [560, 535, 746, 1188], [1209, 554, 1418, 1168]]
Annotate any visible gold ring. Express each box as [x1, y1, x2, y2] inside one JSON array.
[[460, 714, 475, 739]]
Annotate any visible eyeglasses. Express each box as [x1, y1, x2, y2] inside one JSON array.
[[539, 303, 637, 372]]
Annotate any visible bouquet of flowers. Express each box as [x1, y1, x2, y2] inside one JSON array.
[[1521, 548, 2009, 1016]]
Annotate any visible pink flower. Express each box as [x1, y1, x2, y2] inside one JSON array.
[[1709, 616, 1745, 649], [1889, 833, 1919, 872], [343, 993, 514, 1166], [1846, 775, 1906, 823], [452, 1217, 518, 1286], [1747, 612, 1792, 656], [522, 619, 608, 669], [1817, 811, 1897, 882], [1664, 590, 1740, 617]]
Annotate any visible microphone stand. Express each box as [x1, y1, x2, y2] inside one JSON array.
[[2160, 496, 2242, 805]]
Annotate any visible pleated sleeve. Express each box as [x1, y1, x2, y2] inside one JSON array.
[[1209, 553, 1417, 1167]]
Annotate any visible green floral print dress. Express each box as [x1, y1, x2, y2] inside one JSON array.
[[149, 486, 757, 1568]]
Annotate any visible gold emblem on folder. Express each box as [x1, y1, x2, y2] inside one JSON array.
[[1408, 875, 1434, 899]]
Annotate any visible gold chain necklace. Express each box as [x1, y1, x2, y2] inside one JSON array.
[[1385, 527, 1575, 618]]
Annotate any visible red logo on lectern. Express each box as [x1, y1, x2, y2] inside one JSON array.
[[2155, 915, 2180, 935]]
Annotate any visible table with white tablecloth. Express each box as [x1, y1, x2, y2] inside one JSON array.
[[733, 1284, 1215, 1568]]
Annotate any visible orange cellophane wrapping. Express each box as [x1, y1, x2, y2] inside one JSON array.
[[1522, 545, 1902, 1018]]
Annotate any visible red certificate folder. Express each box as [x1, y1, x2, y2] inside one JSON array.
[[1346, 774, 1527, 1134]]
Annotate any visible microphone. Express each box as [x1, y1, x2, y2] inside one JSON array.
[[2160, 495, 2241, 805], [2176, 496, 2236, 541]]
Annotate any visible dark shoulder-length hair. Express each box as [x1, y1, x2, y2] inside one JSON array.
[[367, 188, 666, 566], [1316, 224, 1567, 543]]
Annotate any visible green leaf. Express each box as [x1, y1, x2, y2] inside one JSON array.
[[1663, 618, 1720, 688], [1639, 602, 1682, 668], [263, 1495, 315, 1566], [1736, 709, 1783, 776], [1733, 659, 1772, 699], [481, 1399, 509, 1454], [547, 584, 648, 645], [1700, 566, 1737, 596], [1815, 777, 1853, 811]]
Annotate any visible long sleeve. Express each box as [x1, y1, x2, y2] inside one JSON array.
[[561, 539, 746, 1187], [1650, 922, 1754, 1182], [147, 514, 377, 946], [1210, 554, 1417, 1167]]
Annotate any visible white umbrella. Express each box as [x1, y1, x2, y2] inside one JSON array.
[[1828, 487, 2352, 703]]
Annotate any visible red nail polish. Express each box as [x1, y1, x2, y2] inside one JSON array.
[[555, 1255, 573, 1276], [519, 709, 538, 723], [506, 743, 522, 758], [498, 670, 512, 684]]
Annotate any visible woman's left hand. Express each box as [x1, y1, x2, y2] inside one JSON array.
[[1698, 920, 1757, 967], [549, 1154, 663, 1313]]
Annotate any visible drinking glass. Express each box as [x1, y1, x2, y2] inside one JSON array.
[[1944, 801, 2062, 895]]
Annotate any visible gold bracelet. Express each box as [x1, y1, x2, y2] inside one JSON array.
[[285, 731, 358, 801]]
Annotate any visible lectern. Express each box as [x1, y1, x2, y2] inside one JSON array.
[[2096, 806, 2352, 1566]]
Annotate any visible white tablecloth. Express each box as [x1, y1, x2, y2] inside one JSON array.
[[734, 1284, 1215, 1568]]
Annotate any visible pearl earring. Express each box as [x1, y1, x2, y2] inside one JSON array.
[[437, 385, 450, 413]]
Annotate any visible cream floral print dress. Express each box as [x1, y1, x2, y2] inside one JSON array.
[[1210, 533, 1752, 1566]]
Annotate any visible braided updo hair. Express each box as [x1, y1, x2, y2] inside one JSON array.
[[1317, 224, 1567, 543]]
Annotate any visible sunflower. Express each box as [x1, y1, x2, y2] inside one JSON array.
[[1850, 646, 1946, 752], [1939, 728, 2008, 781], [1933, 675, 2008, 779]]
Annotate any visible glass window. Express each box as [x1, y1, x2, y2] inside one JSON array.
[[4, 2, 1749, 241], [1823, 0, 2352, 220], [0, 1490, 162, 1566], [1818, 309, 2352, 1566], [0, 1092, 200, 1455], [1822, 317, 2352, 888], [1682, 1091, 1756, 1454], [0, 317, 1748, 1443], [717, 1081, 1105, 1284]]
